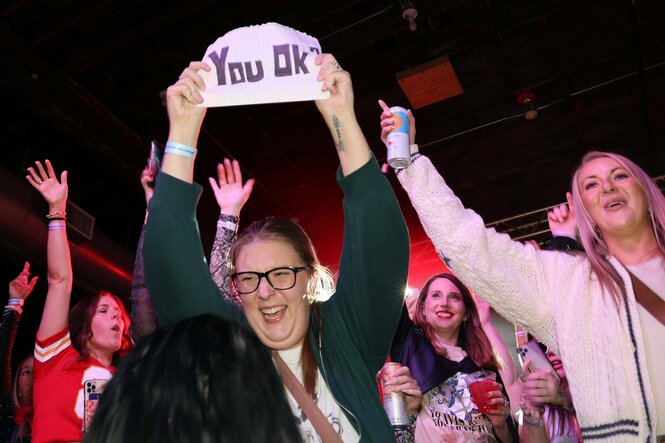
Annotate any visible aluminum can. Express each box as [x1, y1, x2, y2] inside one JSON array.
[[379, 362, 410, 429], [386, 106, 411, 170]]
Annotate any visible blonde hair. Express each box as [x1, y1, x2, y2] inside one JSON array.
[[571, 151, 665, 307], [229, 217, 335, 395]]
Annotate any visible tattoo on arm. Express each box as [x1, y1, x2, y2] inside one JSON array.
[[332, 115, 344, 152]]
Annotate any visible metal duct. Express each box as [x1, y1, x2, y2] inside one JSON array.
[[0, 164, 133, 298]]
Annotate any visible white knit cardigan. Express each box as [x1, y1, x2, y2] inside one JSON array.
[[397, 153, 657, 442]]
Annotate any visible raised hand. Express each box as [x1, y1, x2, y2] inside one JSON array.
[[9, 261, 38, 302], [208, 158, 254, 216], [547, 191, 577, 238], [314, 53, 354, 119], [378, 99, 416, 146], [140, 167, 155, 207], [166, 61, 211, 145], [25, 160, 68, 213], [473, 294, 492, 326]]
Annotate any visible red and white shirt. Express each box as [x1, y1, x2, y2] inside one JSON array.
[[32, 328, 114, 443]]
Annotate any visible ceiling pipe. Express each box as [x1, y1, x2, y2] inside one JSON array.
[[0, 164, 134, 298]]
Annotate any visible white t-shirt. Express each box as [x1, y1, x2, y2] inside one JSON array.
[[277, 345, 360, 443], [413, 344, 497, 443], [626, 255, 665, 436]]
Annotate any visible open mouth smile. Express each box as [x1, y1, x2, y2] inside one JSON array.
[[435, 310, 454, 319], [260, 305, 287, 320]]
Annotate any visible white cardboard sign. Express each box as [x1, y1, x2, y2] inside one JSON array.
[[198, 23, 329, 107]]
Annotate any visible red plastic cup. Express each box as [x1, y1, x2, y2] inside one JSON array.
[[465, 370, 498, 414]]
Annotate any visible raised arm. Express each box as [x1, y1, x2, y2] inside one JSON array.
[[475, 294, 523, 415], [377, 105, 590, 350], [1, 263, 37, 439], [26, 160, 72, 341], [161, 61, 210, 183], [315, 57, 409, 368], [144, 62, 241, 325], [208, 158, 254, 303], [129, 168, 159, 342], [314, 54, 372, 175]]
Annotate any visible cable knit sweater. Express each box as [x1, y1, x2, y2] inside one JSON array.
[[397, 153, 657, 442]]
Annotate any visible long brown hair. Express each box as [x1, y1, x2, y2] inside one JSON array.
[[69, 291, 132, 365], [229, 217, 334, 396], [414, 273, 499, 371]]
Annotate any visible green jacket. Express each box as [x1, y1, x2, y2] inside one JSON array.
[[145, 158, 409, 442]]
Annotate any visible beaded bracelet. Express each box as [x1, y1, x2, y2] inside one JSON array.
[[47, 211, 67, 220], [8, 298, 24, 307]]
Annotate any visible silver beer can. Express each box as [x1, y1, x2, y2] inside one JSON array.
[[386, 106, 411, 170], [380, 362, 410, 429]]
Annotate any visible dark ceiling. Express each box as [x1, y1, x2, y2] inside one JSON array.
[[2, 0, 665, 327]]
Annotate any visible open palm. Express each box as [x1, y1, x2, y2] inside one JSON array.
[[26, 160, 68, 210]]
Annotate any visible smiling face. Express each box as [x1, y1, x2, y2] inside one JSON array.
[[421, 277, 467, 340], [235, 239, 311, 351], [87, 294, 125, 357], [577, 156, 650, 240]]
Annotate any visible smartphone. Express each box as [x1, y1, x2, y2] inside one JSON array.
[[83, 378, 108, 431], [147, 140, 164, 186], [516, 339, 560, 383]]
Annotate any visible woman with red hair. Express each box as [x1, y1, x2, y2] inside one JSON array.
[[391, 273, 517, 442]]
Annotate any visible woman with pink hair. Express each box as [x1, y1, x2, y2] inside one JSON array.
[[379, 103, 664, 442]]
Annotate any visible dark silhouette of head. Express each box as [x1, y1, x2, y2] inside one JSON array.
[[85, 314, 301, 443]]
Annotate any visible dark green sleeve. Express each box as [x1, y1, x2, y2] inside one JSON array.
[[144, 172, 243, 326], [329, 157, 410, 371]]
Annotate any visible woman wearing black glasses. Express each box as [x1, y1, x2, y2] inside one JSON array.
[[144, 54, 411, 442]]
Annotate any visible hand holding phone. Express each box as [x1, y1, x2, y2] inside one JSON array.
[[517, 340, 560, 384], [83, 378, 108, 432], [146, 140, 164, 187]]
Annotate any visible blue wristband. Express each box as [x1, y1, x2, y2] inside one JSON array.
[[165, 141, 197, 159]]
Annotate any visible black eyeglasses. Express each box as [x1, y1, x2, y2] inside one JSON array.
[[231, 266, 309, 295]]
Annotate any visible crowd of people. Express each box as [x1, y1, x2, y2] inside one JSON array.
[[0, 51, 662, 443]]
